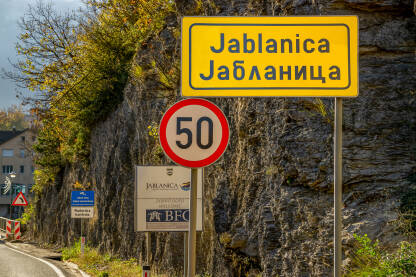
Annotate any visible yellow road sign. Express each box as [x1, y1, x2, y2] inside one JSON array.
[[181, 16, 358, 97]]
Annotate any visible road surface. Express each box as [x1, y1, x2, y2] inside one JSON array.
[[0, 240, 65, 277]]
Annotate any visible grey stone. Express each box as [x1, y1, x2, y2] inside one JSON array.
[[29, 0, 416, 276]]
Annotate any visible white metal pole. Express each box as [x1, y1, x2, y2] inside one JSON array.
[[187, 168, 198, 277], [334, 97, 343, 277]]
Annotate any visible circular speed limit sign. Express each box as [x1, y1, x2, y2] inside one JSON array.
[[159, 99, 229, 168]]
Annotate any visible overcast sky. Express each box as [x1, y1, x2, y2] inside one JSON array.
[[0, 0, 83, 110]]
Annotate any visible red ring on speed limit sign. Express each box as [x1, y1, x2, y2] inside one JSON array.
[[159, 99, 229, 168]]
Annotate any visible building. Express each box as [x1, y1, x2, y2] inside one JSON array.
[[0, 128, 36, 218]]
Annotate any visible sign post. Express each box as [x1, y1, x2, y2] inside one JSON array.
[[188, 168, 198, 277], [334, 98, 343, 277], [12, 192, 28, 239], [71, 191, 94, 257], [159, 99, 229, 277], [180, 16, 358, 276], [135, 166, 203, 276], [184, 232, 188, 277]]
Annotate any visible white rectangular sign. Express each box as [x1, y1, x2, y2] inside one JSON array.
[[71, 207, 94, 218], [135, 166, 203, 231]]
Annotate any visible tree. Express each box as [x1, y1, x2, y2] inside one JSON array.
[[3, 0, 173, 165], [0, 105, 30, 130], [3, 1, 79, 109]]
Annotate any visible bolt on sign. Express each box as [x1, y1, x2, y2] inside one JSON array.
[[181, 16, 358, 97]]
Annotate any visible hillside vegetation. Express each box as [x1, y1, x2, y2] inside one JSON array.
[[5, 0, 173, 191]]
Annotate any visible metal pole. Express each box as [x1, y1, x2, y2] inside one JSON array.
[[184, 232, 188, 277], [146, 232, 151, 264], [9, 180, 12, 219], [81, 218, 84, 256], [334, 97, 343, 277], [187, 168, 198, 277]]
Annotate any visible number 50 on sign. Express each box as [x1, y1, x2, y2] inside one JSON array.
[[159, 99, 229, 168]]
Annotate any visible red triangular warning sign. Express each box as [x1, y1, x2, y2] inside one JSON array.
[[12, 192, 28, 206]]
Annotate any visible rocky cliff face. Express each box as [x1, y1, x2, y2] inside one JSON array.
[[30, 1, 416, 276]]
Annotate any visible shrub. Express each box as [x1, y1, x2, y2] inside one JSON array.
[[347, 234, 416, 276]]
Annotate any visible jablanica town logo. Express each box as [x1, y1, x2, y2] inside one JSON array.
[[180, 181, 190, 191]]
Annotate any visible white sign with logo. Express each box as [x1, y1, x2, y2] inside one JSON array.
[[135, 166, 203, 231]]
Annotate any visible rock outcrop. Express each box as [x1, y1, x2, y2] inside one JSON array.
[[31, 0, 416, 276]]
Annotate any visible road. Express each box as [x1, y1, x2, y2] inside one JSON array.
[[0, 240, 65, 277]]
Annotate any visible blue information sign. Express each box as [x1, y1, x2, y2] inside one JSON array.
[[71, 191, 94, 207]]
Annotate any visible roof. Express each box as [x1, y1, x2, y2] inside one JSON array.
[[0, 129, 26, 145]]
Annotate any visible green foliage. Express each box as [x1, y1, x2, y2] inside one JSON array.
[[5, 0, 173, 193], [62, 239, 83, 260], [354, 234, 380, 260], [19, 203, 34, 225], [347, 234, 416, 276], [32, 167, 60, 194], [62, 239, 143, 277], [146, 121, 163, 163]]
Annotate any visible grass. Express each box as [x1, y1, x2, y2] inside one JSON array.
[[61, 239, 212, 277], [61, 239, 142, 277]]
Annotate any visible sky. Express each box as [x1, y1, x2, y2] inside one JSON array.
[[0, 0, 83, 110]]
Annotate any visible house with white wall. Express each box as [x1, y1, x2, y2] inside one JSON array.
[[0, 128, 36, 218]]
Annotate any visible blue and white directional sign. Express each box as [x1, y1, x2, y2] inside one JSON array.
[[71, 191, 94, 218], [71, 191, 94, 206]]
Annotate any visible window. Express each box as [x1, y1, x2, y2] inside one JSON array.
[[2, 149, 14, 157], [20, 149, 25, 158], [2, 165, 13, 174], [20, 165, 24, 173]]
